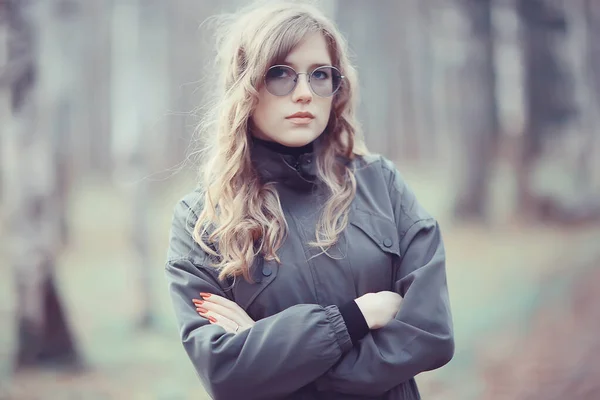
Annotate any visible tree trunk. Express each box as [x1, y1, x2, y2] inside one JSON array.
[[414, 0, 437, 160], [387, 0, 419, 161], [516, 0, 579, 219], [453, 0, 499, 222], [584, 0, 600, 192], [110, 0, 156, 329], [397, 0, 436, 162], [3, 0, 82, 371], [0, 0, 8, 205], [335, 0, 395, 158], [79, 0, 112, 176]]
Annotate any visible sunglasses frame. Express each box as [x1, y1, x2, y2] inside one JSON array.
[[263, 64, 345, 97]]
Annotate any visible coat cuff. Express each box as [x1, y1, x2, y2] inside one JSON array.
[[339, 300, 370, 345], [323, 305, 353, 353]]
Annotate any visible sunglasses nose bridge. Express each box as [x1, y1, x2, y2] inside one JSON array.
[[291, 72, 312, 93], [294, 72, 310, 82]]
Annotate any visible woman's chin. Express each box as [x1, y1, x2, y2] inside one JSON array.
[[274, 130, 322, 147]]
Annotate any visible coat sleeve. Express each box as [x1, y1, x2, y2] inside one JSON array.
[[165, 192, 352, 400], [313, 158, 455, 396]]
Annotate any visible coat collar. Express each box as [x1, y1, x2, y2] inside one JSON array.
[[249, 134, 353, 193], [250, 136, 320, 192]]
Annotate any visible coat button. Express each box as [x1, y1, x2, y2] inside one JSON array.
[[262, 266, 272, 277], [383, 238, 393, 248]]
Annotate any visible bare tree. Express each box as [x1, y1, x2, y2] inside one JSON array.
[[110, 0, 175, 328], [2, 0, 81, 370], [67, 0, 112, 177], [584, 0, 600, 192], [517, 0, 573, 218], [334, 0, 397, 157], [453, 0, 499, 222], [109, 0, 152, 328], [0, 0, 7, 205], [393, 0, 437, 161], [516, 0, 600, 223], [386, 0, 420, 161], [588, 0, 600, 101]]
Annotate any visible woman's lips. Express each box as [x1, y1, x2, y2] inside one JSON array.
[[287, 117, 313, 125]]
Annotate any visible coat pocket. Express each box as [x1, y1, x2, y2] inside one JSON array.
[[349, 209, 401, 257], [346, 209, 401, 293]]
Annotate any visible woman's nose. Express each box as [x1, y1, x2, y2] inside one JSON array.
[[291, 74, 313, 103]]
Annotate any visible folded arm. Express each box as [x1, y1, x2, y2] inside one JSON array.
[[314, 159, 455, 396], [165, 195, 352, 400]]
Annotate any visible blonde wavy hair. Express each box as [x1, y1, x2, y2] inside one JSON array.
[[192, 0, 367, 282]]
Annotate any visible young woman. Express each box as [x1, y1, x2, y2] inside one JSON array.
[[165, 2, 454, 399]]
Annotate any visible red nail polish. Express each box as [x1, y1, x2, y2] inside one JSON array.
[[208, 316, 217, 323], [200, 292, 211, 298], [197, 307, 208, 313], [194, 299, 204, 305]]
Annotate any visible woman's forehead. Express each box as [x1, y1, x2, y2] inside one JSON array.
[[278, 33, 332, 69]]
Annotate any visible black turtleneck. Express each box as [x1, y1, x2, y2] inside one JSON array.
[[251, 137, 314, 156]]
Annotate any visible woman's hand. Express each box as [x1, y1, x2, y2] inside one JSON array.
[[192, 292, 255, 334], [354, 291, 403, 330]]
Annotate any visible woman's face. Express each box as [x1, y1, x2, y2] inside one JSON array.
[[251, 32, 334, 147]]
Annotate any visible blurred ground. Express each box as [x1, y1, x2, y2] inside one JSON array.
[[0, 164, 599, 400], [479, 265, 600, 400]]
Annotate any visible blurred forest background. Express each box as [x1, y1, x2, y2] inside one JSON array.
[[1, 0, 600, 399]]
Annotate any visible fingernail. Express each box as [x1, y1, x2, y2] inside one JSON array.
[[193, 299, 204, 305], [208, 316, 217, 323], [197, 307, 208, 313], [200, 292, 211, 298]]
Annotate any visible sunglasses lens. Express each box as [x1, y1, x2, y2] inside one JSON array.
[[265, 65, 296, 96], [310, 66, 343, 97]]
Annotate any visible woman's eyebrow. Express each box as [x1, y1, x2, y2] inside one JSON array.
[[281, 61, 331, 70]]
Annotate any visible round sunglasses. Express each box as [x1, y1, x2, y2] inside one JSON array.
[[263, 64, 344, 97]]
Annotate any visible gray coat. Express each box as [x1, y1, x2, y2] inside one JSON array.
[[165, 139, 454, 399]]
